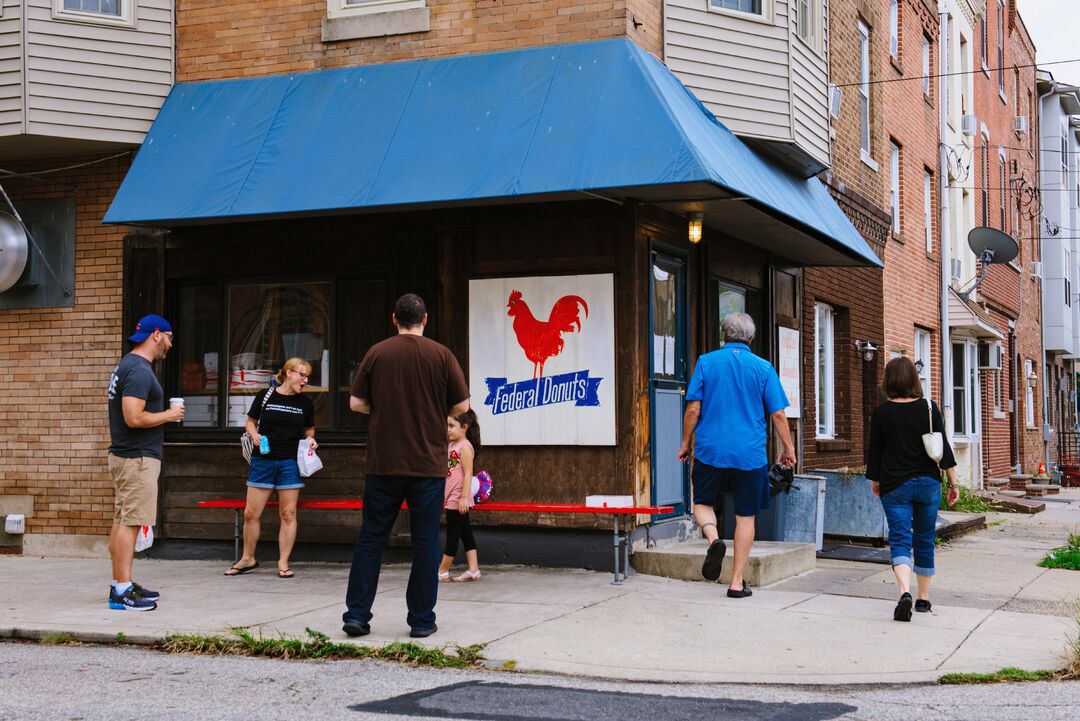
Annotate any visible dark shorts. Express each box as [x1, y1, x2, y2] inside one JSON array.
[[691, 461, 770, 517]]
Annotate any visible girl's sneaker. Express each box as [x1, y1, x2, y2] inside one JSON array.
[[108, 586, 157, 612], [452, 569, 481, 582]]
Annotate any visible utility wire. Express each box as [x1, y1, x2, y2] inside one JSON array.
[[833, 58, 1080, 89]]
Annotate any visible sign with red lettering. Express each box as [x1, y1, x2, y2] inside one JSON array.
[[778, 326, 801, 419]]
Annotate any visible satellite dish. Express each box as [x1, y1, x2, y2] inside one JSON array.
[[967, 226, 1018, 265], [0, 213, 28, 293]]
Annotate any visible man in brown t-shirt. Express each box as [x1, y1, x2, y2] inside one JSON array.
[[342, 293, 469, 639]]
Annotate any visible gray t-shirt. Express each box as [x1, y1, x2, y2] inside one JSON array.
[[107, 353, 164, 459]]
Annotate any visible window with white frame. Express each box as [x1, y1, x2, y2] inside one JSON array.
[[915, 329, 931, 398], [1062, 124, 1070, 186], [997, 0, 1005, 96], [952, 341, 967, 435], [328, 0, 425, 19], [1066, 247, 1072, 308], [797, 0, 821, 50], [54, 0, 134, 25], [923, 170, 933, 252], [889, 1, 899, 60], [922, 36, 931, 96], [859, 21, 872, 160], [815, 303, 835, 439], [712, 0, 764, 15], [999, 150, 1007, 231], [980, 17, 988, 68], [1025, 358, 1035, 428], [890, 142, 901, 233], [992, 368, 1003, 413], [980, 138, 990, 226]]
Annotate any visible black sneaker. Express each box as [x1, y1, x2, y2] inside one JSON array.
[[894, 592, 913, 622], [409, 623, 437, 639], [108, 586, 157, 612], [914, 599, 932, 613], [701, 539, 727, 581], [726, 582, 753, 598], [131, 582, 160, 602], [342, 621, 370, 637]]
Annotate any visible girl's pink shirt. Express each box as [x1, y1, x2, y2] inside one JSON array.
[[444, 437, 474, 510]]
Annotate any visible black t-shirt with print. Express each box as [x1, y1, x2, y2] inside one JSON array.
[[247, 389, 315, 460]]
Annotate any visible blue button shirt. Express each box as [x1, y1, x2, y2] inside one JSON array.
[[685, 342, 790, 470]]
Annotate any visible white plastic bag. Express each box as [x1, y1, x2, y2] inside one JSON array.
[[135, 525, 154, 552], [297, 438, 323, 478]]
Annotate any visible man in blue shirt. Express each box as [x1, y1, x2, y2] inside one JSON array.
[[677, 313, 796, 597]]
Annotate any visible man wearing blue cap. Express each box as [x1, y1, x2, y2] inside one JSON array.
[[105, 314, 184, 611]]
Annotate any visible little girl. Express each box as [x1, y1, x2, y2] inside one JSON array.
[[439, 409, 482, 582]]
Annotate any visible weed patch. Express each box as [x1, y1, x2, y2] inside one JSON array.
[[1037, 533, 1080, 571], [940, 486, 994, 514], [40, 633, 76, 646], [161, 627, 489, 670], [939, 668, 1059, 684]]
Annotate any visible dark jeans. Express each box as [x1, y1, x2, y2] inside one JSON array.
[[343, 474, 444, 630]]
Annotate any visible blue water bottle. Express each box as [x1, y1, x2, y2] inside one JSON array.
[[259, 435, 270, 454]]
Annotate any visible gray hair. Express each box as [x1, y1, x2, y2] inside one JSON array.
[[721, 312, 755, 344]]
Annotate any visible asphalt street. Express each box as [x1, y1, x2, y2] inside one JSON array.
[[3, 643, 1078, 721]]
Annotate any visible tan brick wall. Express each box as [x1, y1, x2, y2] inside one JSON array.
[[0, 156, 131, 537], [177, 0, 662, 82]]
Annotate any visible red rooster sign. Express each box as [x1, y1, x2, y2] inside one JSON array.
[[506, 290, 589, 378]]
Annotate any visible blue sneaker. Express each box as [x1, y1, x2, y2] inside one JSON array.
[[131, 582, 160, 601], [108, 586, 157, 612]]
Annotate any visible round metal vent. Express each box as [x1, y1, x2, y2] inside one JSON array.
[[0, 213, 28, 293]]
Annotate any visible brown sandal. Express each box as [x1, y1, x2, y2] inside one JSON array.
[[278, 568, 294, 579]]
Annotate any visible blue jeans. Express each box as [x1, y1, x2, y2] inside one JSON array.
[[343, 474, 444, 631], [880, 475, 941, 576]]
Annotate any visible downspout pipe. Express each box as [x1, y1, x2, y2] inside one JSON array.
[[939, 10, 953, 438]]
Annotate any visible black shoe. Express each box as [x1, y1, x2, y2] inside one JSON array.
[[914, 599, 932, 613], [131, 582, 160, 602], [726, 582, 752, 598], [342, 621, 370, 637], [409, 623, 437, 639], [894, 592, 913, 622], [701, 539, 727, 581]]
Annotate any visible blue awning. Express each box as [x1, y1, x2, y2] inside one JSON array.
[[105, 38, 881, 267]]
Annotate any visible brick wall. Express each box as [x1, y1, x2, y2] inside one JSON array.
[[0, 156, 131, 537], [177, 0, 659, 83], [973, 0, 1042, 474]]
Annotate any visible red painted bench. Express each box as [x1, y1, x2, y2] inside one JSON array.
[[197, 498, 673, 584]]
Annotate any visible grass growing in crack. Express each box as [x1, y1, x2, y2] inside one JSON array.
[[40, 632, 76, 645], [1037, 532, 1080, 571], [940, 486, 995, 514], [161, 627, 489, 669], [939, 667, 1059, 684]]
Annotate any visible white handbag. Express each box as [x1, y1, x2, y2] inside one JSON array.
[[922, 397, 944, 464]]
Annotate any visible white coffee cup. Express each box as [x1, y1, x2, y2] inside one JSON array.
[[169, 397, 185, 409]]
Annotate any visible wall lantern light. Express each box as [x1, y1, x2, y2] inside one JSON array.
[[688, 212, 704, 244], [1027, 372, 1038, 388], [856, 340, 878, 362], [914, 359, 925, 373]]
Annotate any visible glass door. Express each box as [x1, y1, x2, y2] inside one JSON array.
[[650, 252, 689, 515]]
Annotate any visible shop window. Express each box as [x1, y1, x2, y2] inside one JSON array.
[[915, 329, 931, 398], [169, 277, 387, 433], [815, 303, 835, 439]]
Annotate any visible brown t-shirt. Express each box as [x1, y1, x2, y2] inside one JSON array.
[[350, 334, 469, 477]]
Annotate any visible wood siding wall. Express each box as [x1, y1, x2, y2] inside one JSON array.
[[664, 0, 829, 170], [0, 0, 173, 143]]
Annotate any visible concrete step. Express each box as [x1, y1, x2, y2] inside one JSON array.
[[631, 539, 815, 587]]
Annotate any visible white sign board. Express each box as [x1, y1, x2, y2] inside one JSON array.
[[469, 274, 616, 445], [777, 326, 800, 418]]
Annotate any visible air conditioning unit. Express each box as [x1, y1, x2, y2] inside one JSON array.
[[829, 84, 843, 119], [1014, 116, 1028, 134], [978, 341, 1003, 370], [1030, 261, 1043, 278], [961, 114, 978, 136], [950, 258, 963, 281]]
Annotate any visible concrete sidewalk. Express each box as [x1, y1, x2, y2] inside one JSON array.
[[2, 493, 1078, 685]]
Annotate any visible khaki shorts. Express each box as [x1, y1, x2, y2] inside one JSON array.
[[108, 454, 160, 527]]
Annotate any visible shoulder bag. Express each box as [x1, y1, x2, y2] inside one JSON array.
[[922, 397, 944, 464], [240, 386, 275, 464]]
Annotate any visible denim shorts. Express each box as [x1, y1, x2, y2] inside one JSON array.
[[691, 461, 770, 517], [247, 457, 304, 490]]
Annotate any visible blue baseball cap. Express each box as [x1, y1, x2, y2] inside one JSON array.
[[129, 314, 172, 343]]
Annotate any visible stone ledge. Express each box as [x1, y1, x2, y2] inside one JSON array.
[[632, 539, 815, 586], [322, 8, 429, 42]]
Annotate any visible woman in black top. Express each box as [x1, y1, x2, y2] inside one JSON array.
[[866, 357, 959, 622], [225, 358, 317, 579]]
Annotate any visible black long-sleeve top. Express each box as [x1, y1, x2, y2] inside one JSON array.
[[865, 399, 956, 496]]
